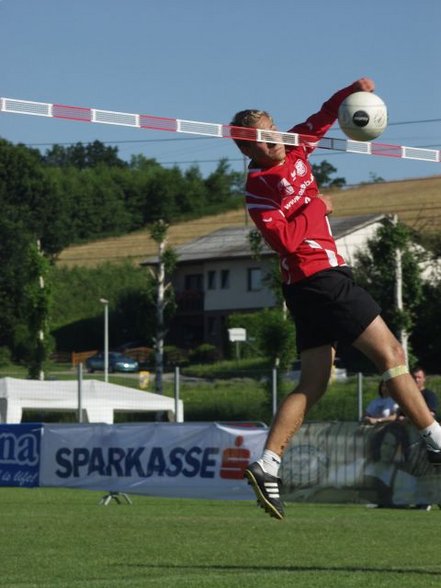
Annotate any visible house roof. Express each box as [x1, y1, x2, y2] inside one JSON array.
[[142, 213, 385, 265]]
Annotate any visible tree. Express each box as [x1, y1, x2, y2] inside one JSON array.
[[204, 159, 243, 203], [411, 281, 441, 372], [143, 167, 181, 223], [148, 220, 178, 396], [311, 160, 346, 189], [43, 140, 126, 169], [0, 140, 58, 367], [0, 217, 34, 353], [19, 242, 53, 379], [254, 309, 296, 370], [248, 228, 284, 307], [350, 216, 424, 368], [178, 166, 208, 213]]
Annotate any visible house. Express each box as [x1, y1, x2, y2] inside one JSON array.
[[142, 214, 385, 353]]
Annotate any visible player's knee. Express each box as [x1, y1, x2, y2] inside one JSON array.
[[382, 340, 406, 369], [381, 364, 409, 382]]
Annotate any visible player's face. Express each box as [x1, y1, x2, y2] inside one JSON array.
[[239, 115, 286, 168]]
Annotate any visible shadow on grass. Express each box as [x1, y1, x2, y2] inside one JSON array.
[[114, 563, 441, 576]]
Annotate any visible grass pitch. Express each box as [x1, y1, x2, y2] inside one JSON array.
[[2, 487, 441, 587]]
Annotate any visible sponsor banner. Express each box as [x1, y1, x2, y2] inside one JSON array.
[[280, 422, 441, 506], [40, 422, 267, 500], [0, 424, 42, 488], [4, 420, 441, 506]]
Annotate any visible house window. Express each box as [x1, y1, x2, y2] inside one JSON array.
[[247, 267, 262, 291], [220, 269, 230, 289], [185, 273, 203, 291], [207, 270, 216, 290]]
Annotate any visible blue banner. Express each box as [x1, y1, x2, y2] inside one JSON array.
[[40, 423, 266, 500], [0, 424, 42, 488]]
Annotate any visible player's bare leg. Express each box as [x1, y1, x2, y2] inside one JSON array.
[[265, 344, 335, 456], [244, 344, 334, 519], [353, 316, 434, 428], [353, 315, 441, 461]]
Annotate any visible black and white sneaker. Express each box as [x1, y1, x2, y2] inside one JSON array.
[[427, 448, 441, 465], [244, 461, 284, 520]]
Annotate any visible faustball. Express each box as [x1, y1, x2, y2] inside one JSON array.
[[338, 91, 387, 141]]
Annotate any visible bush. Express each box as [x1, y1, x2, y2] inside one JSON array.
[[163, 345, 189, 367], [228, 309, 296, 368], [188, 343, 219, 364], [0, 346, 12, 367]]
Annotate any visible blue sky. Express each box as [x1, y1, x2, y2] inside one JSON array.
[[1, 0, 441, 186]]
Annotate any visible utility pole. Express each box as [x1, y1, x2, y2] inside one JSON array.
[[393, 215, 408, 362]]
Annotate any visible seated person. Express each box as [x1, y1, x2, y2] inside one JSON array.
[[364, 381, 399, 425], [398, 366, 438, 421]]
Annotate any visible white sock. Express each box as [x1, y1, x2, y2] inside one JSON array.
[[257, 449, 281, 477], [420, 421, 441, 451]]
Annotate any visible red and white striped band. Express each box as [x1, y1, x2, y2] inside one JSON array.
[[1, 96, 439, 164]]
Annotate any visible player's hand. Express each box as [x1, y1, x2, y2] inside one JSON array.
[[318, 194, 333, 215], [353, 77, 375, 93]]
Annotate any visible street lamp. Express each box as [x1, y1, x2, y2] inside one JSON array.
[[100, 298, 109, 383]]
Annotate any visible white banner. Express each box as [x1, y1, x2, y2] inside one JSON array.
[[40, 422, 267, 500]]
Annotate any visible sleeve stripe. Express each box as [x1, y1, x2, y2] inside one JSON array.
[[246, 203, 277, 211]]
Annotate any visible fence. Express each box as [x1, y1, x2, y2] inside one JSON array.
[[0, 365, 440, 425]]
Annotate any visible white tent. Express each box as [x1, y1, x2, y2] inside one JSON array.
[[0, 377, 184, 424]]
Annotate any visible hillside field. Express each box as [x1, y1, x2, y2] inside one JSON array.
[[57, 175, 441, 268]]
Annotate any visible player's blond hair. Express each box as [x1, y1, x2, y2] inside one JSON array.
[[230, 109, 273, 147]]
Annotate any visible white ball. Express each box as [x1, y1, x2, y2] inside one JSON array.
[[338, 91, 387, 141]]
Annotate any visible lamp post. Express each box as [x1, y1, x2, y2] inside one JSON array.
[[100, 298, 109, 383]]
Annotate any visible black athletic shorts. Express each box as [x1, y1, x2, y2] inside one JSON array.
[[282, 267, 381, 353]]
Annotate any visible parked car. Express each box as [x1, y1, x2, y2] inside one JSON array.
[[85, 352, 139, 374]]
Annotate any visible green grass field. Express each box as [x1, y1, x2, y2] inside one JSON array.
[[2, 487, 441, 587]]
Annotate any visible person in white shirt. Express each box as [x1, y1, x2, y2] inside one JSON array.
[[364, 381, 399, 425]]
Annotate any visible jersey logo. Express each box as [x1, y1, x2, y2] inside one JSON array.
[[295, 160, 307, 177]]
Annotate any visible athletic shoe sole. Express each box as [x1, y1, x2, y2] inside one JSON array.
[[244, 465, 284, 520]]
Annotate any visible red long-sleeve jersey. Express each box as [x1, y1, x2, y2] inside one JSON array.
[[245, 83, 358, 284]]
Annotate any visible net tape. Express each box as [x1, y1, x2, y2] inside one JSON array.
[[1, 96, 440, 164]]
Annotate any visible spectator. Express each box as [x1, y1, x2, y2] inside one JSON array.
[[397, 366, 437, 510], [413, 367, 438, 419], [398, 367, 438, 421], [364, 381, 399, 425]]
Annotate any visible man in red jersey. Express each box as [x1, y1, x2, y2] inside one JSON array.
[[230, 78, 441, 520]]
